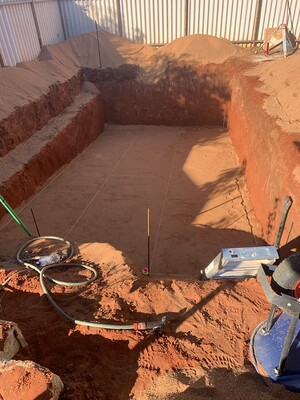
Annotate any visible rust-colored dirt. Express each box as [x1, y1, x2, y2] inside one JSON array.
[[0, 75, 81, 157], [82, 63, 230, 126], [82, 59, 300, 246], [0, 125, 295, 400], [0, 243, 296, 400]]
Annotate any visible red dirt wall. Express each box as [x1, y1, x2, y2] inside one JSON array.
[[2, 61, 300, 246], [228, 67, 300, 247], [0, 74, 81, 157], [82, 63, 230, 126], [82, 61, 300, 245], [0, 94, 105, 213]]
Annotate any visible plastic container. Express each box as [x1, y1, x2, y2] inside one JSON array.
[[36, 253, 61, 267]]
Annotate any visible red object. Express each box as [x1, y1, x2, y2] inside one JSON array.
[[294, 280, 300, 299], [266, 42, 269, 55], [142, 267, 149, 275]]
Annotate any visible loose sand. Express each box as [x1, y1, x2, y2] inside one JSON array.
[[247, 51, 300, 133], [1, 30, 300, 399]]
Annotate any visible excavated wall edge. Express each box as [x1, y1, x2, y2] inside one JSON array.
[[228, 71, 300, 246], [0, 94, 104, 215], [0, 74, 81, 157], [83, 62, 300, 244], [1, 61, 299, 246]]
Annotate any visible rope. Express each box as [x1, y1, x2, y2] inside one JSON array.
[[151, 131, 181, 269]]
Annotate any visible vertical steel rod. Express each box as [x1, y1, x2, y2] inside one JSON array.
[[147, 208, 150, 273], [263, 304, 277, 334], [253, 0, 263, 46], [57, 0, 67, 40], [116, 0, 123, 37], [30, 208, 40, 237], [0, 50, 5, 68], [275, 196, 292, 249], [184, 0, 189, 36], [95, 20, 102, 68]]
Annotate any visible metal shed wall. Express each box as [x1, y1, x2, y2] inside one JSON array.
[[0, 2, 41, 66], [34, 0, 65, 45], [0, 0, 64, 66], [1, 0, 300, 67], [60, 0, 300, 45]]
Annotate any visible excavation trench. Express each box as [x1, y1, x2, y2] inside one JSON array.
[[1, 59, 300, 399], [81, 61, 300, 245], [1, 60, 298, 245]]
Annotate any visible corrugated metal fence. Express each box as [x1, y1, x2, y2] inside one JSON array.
[[0, 0, 65, 66], [1, 0, 300, 67]]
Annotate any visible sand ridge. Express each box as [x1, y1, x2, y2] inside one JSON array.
[[1, 29, 299, 133], [247, 51, 300, 133], [0, 31, 243, 120]]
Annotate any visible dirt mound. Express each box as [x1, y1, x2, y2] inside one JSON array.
[[0, 242, 297, 399], [0, 360, 63, 400], [0, 67, 52, 120], [39, 30, 155, 69], [0, 31, 244, 121], [247, 51, 300, 133], [0, 31, 156, 120], [1, 29, 299, 131], [157, 34, 245, 64]]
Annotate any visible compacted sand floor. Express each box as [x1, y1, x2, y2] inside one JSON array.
[[0, 124, 260, 276], [1, 125, 298, 400]]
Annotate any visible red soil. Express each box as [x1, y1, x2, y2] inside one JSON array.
[[0, 242, 296, 400]]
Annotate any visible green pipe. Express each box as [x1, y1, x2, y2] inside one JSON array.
[[0, 196, 32, 237]]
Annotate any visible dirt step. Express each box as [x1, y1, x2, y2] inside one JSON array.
[[0, 91, 104, 216], [0, 75, 81, 157]]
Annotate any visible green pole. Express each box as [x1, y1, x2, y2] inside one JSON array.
[[0, 196, 32, 237]]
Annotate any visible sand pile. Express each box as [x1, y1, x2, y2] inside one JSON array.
[[247, 51, 300, 133], [39, 30, 155, 69], [0, 360, 63, 400], [38, 32, 242, 71], [0, 31, 245, 120], [157, 34, 245, 64], [0, 67, 56, 120], [1, 28, 300, 130]]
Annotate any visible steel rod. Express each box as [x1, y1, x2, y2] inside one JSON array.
[[275, 196, 293, 249], [57, 0, 67, 40], [95, 20, 102, 68], [147, 208, 150, 273], [30, 208, 41, 237], [262, 304, 277, 334], [30, 1, 43, 49]]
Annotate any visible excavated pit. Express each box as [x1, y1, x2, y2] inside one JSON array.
[[1, 53, 300, 400], [2, 59, 299, 244]]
